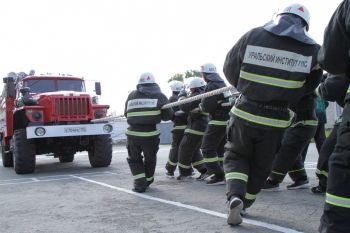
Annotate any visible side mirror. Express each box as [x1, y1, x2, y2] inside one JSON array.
[[95, 82, 101, 95]]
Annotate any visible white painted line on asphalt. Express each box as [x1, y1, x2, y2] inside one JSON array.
[[72, 175, 303, 233], [0, 174, 116, 186], [0, 171, 115, 185], [76, 151, 125, 156], [0, 150, 125, 163], [0, 180, 39, 186]]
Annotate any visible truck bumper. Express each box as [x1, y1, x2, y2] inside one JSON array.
[[26, 123, 113, 139]]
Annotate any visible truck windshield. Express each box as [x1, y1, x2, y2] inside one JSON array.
[[25, 80, 55, 93], [24, 79, 85, 93], [57, 80, 84, 92]]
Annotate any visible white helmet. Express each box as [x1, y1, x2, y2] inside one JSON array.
[[200, 63, 217, 74], [138, 72, 156, 84], [188, 77, 206, 89], [278, 3, 310, 30], [7, 72, 17, 78], [169, 80, 184, 92]]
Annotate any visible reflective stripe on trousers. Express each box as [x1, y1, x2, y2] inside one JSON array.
[[192, 160, 205, 167], [178, 163, 191, 169], [208, 120, 228, 126], [167, 160, 177, 166], [133, 173, 146, 180], [173, 125, 187, 130], [316, 168, 328, 177], [225, 172, 248, 182], [184, 129, 205, 136], [204, 157, 219, 163], [326, 193, 350, 208], [245, 192, 256, 201]]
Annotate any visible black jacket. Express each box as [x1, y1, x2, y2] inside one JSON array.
[[224, 26, 322, 128], [317, 73, 350, 108], [180, 89, 208, 134], [124, 84, 173, 133], [290, 94, 317, 123], [169, 92, 188, 127], [318, 0, 350, 77], [201, 80, 230, 121]]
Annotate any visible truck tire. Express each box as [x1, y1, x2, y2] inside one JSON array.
[[88, 135, 112, 167], [1, 143, 13, 167], [58, 153, 75, 163], [13, 129, 36, 174]]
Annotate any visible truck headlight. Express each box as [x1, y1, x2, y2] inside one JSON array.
[[35, 127, 46, 136], [103, 124, 113, 133], [32, 111, 42, 121], [94, 111, 103, 119]]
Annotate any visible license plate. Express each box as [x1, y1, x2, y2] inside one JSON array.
[[64, 127, 87, 133]]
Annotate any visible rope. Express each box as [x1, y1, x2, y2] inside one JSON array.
[[161, 86, 238, 109], [92, 86, 239, 123]]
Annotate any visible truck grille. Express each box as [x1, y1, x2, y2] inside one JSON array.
[[54, 97, 90, 119]]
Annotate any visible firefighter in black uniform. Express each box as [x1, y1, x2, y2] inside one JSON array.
[[317, 1, 350, 231], [223, 3, 322, 225], [165, 80, 187, 177], [262, 94, 317, 191], [199, 63, 231, 185], [177, 77, 208, 180], [125, 72, 173, 193], [312, 73, 350, 194]]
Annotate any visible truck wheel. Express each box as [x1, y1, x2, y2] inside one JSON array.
[[88, 135, 112, 167], [13, 129, 36, 174], [1, 143, 13, 167], [58, 153, 75, 163]]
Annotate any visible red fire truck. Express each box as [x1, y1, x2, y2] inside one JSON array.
[[0, 73, 113, 174]]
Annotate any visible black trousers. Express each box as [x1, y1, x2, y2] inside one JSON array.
[[316, 124, 339, 189], [270, 124, 317, 182], [126, 136, 160, 189], [315, 122, 327, 153], [224, 117, 284, 208], [165, 130, 185, 173], [319, 103, 350, 233], [301, 122, 326, 160], [201, 124, 226, 177], [178, 133, 206, 176]]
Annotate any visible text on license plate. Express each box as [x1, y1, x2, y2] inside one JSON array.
[[64, 127, 87, 133]]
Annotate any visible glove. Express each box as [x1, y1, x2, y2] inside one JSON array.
[[174, 110, 185, 116], [228, 96, 237, 106], [190, 107, 200, 113]]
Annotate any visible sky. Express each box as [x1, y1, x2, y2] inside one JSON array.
[[0, 0, 344, 115]]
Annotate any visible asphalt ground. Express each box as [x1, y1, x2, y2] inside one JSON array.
[[0, 143, 324, 233]]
